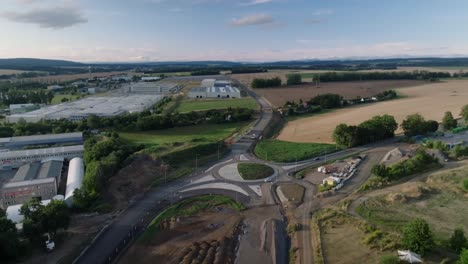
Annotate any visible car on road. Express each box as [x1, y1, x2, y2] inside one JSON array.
[[314, 157, 320, 161], [251, 133, 257, 139], [264, 178, 272, 182]]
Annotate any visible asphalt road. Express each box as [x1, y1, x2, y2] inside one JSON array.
[[74, 76, 399, 264]]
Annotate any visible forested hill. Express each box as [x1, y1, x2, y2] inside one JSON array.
[[0, 58, 83, 70]]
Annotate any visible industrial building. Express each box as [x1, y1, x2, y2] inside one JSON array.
[[7, 95, 163, 123], [201, 79, 216, 88], [141, 76, 162, 82], [0, 145, 83, 170], [130, 82, 180, 94], [188, 86, 241, 99], [64, 157, 84, 206], [1, 160, 63, 208], [0, 132, 83, 150], [214, 80, 232, 87], [6, 195, 63, 229], [9, 104, 40, 114]]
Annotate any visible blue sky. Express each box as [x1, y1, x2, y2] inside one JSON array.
[[1, 0, 468, 62]]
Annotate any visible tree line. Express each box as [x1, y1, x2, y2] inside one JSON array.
[[0, 106, 254, 137], [251, 77, 282, 88], [312, 71, 451, 82], [333, 115, 398, 148]]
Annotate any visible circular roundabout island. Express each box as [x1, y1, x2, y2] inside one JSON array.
[[237, 163, 274, 181]]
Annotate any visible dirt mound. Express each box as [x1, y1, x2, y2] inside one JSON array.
[[104, 155, 165, 210], [120, 207, 242, 264], [385, 182, 433, 203]]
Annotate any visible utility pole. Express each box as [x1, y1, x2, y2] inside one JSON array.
[[195, 154, 198, 172]]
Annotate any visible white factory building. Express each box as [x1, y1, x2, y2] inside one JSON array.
[[130, 82, 180, 94], [188, 86, 241, 99], [7, 95, 163, 123], [0, 145, 84, 170], [64, 157, 84, 206]]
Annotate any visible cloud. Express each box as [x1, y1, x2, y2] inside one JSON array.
[[305, 18, 323, 24], [230, 14, 274, 27], [3, 6, 88, 29], [240, 0, 273, 6]]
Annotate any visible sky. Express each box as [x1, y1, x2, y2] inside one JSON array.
[[1, 0, 468, 62]]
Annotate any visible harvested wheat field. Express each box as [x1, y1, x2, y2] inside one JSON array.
[[278, 80, 468, 143], [252, 80, 427, 107]]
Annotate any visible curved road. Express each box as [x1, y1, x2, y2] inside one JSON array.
[[74, 76, 388, 264]]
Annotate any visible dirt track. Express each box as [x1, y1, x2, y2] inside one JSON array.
[[278, 80, 468, 143]]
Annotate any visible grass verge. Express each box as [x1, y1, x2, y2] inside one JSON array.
[[238, 163, 274, 180], [255, 139, 338, 163], [175, 98, 258, 112], [139, 195, 244, 242]]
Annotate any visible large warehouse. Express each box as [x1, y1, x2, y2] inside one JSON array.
[[0, 132, 83, 150], [130, 82, 180, 94], [0, 145, 83, 170], [188, 86, 241, 99], [1, 160, 63, 208], [7, 95, 163, 123]]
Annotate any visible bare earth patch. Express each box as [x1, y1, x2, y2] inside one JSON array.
[[120, 206, 242, 264], [278, 80, 468, 143]]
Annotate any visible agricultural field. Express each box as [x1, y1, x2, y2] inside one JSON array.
[[121, 195, 244, 264], [278, 80, 468, 143], [254, 139, 337, 162], [175, 98, 258, 112], [120, 122, 245, 147], [252, 80, 426, 107], [237, 163, 274, 180], [0, 69, 27, 75]]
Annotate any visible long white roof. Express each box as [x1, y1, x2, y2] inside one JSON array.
[[0, 145, 84, 159]]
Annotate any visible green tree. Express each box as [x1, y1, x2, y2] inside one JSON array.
[[379, 254, 400, 264], [287, 74, 302, 85], [459, 249, 468, 264], [41, 200, 70, 236], [0, 212, 22, 261], [402, 218, 434, 255], [450, 228, 467, 253], [442, 111, 458, 130], [461, 104, 468, 122], [86, 114, 101, 130]]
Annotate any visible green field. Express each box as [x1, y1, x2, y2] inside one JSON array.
[[120, 122, 245, 146], [139, 195, 244, 242], [51, 94, 81, 104], [255, 139, 338, 162], [175, 98, 258, 113], [238, 163, 274, 180]]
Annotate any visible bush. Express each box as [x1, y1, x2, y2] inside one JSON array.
[[402, 218, 434, 255], [380, 255, 400, 264], [442, 111, 458, 130], [463, 179, 468, 192], [458, 249, 468, 264], [401, 113, 439, 137], [450, 228, 468, 253]]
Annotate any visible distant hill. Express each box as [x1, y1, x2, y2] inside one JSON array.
[[0, 58, 83, 70]]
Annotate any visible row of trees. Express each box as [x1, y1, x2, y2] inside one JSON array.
[[401, 113, 439, 137], [191, 69, 220, 76], [74, 133, 143, 209], [333, 115, 398, 147], [0, 199, 70, 261], [313, 70, 451, 82], [0, 106, 254, 137], [0, 89, 54, 105], [251, 77, 282, 88], [286, 74, 302, 85]]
